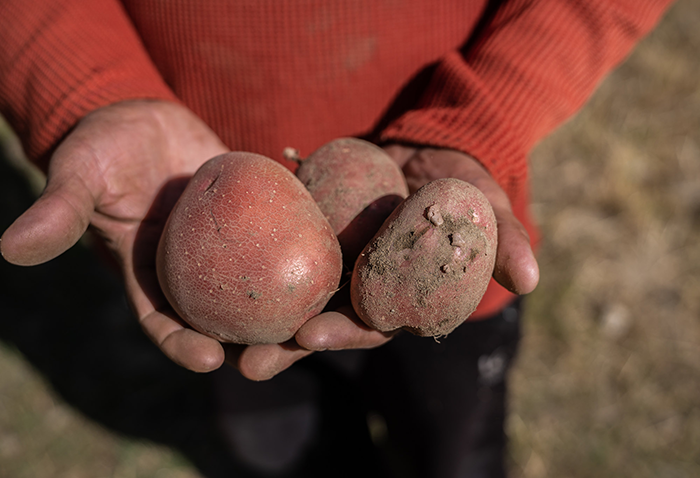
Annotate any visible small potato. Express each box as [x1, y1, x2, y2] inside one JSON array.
[[351, 178, 497, 337], [294, 138, 409, 266], [156, 152, 343, 345]]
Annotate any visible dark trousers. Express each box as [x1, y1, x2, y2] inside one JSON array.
[[213, 299, 522, 478]]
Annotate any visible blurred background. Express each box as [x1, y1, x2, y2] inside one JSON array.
[[508, 0, 700, 476], [1, 0, 699, 476]]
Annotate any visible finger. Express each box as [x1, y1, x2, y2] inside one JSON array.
[[123, 242, 226, 373], [469, 175, 540, 295], [491, 204, 540, 295], [295, 306, 396, 351], [1, 176, 94, 266], [228, 341, 314, 381], [140, 308, 226, 373]]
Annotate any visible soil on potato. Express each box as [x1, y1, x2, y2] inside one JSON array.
[[362, 211, 486, 307]]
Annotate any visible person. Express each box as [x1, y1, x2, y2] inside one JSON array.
[[0, 0, 674, 476]]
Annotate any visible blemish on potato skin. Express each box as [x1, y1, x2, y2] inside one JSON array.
[[450, 232, 466, 248], [426, 205, 444, 226], [468, 208, 480, 224]]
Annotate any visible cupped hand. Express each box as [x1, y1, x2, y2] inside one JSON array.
[[1, 100, 235, 372], [263, 144, 540, 379], [0, 100, 394, 380], [384, 144, 539, 295]]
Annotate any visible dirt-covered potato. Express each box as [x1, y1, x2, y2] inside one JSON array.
[[294, 138, 409, 266], [156, 152, 343, 345], [350, 178, 497, 337]]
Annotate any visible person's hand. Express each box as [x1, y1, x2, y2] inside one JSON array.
[[272, 144, 541, 379], [0, 100, 391, 381], [0, 99, 327, 380], [254, 144, 540, 379], [383, 144, 539, 295], [0, 100, 236, 372]]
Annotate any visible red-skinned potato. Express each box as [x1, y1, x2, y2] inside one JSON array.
[[156, 152, 343, 345], [293, 138, 409, 267], [351, 178, 497, 337]]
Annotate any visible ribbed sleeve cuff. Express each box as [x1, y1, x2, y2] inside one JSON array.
[[0, 0, 178, 170], [27, 67, 178, 169], [379, 51, 529, 204]]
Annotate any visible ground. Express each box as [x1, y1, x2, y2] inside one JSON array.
[[1, 1, 699, 476], [508, 1, 700, 476]]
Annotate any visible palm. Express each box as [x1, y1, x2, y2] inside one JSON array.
[[2, 100, 231, 372]]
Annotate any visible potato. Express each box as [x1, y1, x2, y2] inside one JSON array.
[[156, 152, 343, 345], [293, 138, 409, 266], [350, 178, 497, 337]]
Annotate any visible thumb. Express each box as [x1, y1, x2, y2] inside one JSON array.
[[1, 175, 95, 266]]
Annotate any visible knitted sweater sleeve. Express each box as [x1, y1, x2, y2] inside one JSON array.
[[379, 0, 675, 203], [0, 0, 177, 170]]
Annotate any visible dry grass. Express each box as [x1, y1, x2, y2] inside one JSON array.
[[0, 345, 198, 478], [509, 1, 700, 476], [1, 1, 699, 476]]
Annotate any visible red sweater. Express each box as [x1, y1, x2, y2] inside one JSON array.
[[0, 0, 672, 317]]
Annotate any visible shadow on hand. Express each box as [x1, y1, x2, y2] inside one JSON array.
[[131, 173, 190, 316]]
